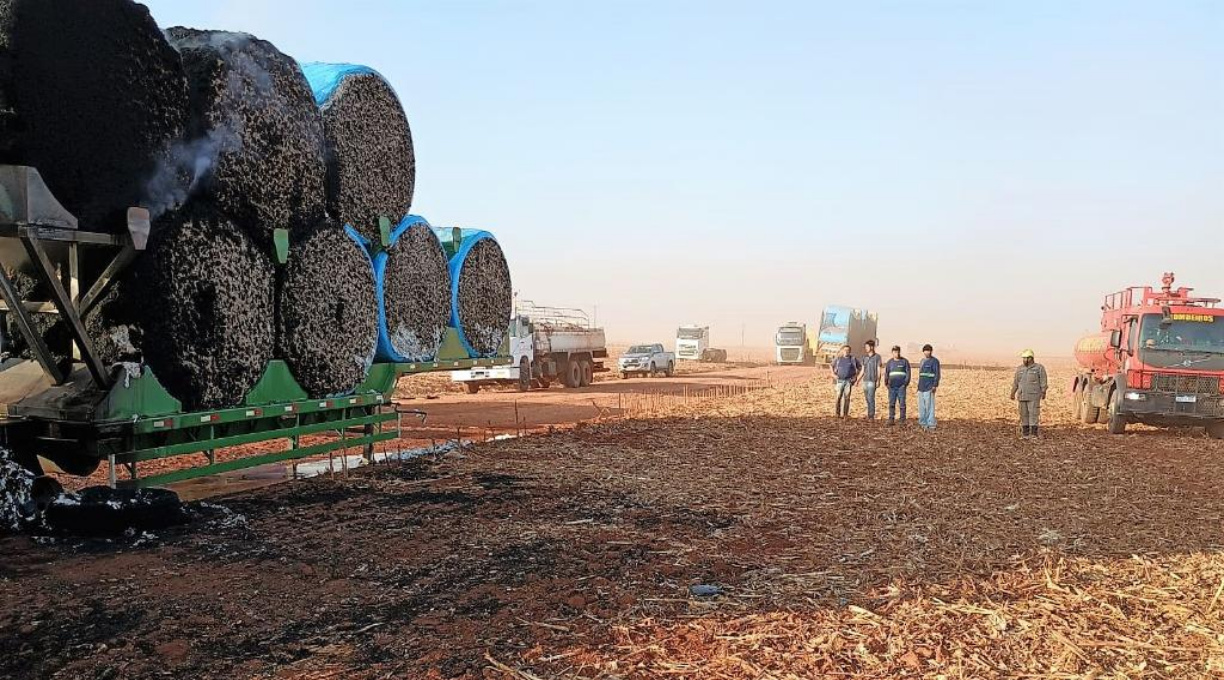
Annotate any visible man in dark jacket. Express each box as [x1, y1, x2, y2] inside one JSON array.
[[830, 344, 861, 418], [884, 345, 911, 425]]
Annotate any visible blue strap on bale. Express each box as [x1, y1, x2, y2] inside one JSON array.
[[299, 61, 380, 106], [372, 215, 444, 363], [433, 227, 501, 359]]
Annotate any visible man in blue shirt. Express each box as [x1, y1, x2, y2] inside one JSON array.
[[916, 344, 941, 431], [884, 345, 911, 425], [830, 344, 861, 418]]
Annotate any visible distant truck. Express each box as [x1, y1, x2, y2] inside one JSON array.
[[675, 325, 709, 361], [618, 344, 675, 378], [774, 321, 814, 365], [816, 305, 878, 363], [452, 303, 607, 393], [1072, 273, 1224, 438]]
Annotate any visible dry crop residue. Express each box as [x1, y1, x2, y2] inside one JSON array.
[[2, 366, 1223, 679]]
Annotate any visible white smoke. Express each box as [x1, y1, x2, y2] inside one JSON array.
[[141, 121, 243, 219]]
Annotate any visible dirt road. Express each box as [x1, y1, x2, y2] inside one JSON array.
[[394, 364, 816, 440], [166, 364, 817, 500]]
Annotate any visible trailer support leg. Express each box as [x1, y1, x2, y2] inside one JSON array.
[[21, 236, 109, 387], [0, 267, 65, 384], [107, 454, 117, 489]]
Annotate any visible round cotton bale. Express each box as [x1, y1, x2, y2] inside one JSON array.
[[95, 209, 277, 411], [373, 216, 450, 362], [278, 225, 377, 397], [436, 229, 512, 358], [300, 63, 414, 242], [165, 28, 327, 249], [0, 0, 188, 230]]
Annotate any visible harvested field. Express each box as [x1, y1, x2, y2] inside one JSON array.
[[277, 225, 377, 397], [0, 0, 188, 231], [92, 209, 276, 410], [4, 366, 1224, 679], [379, 222, 450, 362], [164, 28, 326, 248], [301, 63, 415, 241]]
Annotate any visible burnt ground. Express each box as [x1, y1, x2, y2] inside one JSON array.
[[3, 369, 1224, 678]]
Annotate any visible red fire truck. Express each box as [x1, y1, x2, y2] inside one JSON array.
[[1072, 273, 1224, 438]]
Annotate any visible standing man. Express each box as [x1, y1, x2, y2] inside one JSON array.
[[1010, 349, 1048, 438], [858, 340, 883, 420], [830, 344, 861, 418], [885, 345, 911, 425], [917, 344, 941, 431]]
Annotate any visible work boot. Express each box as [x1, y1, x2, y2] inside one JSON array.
[[1032, 426, 1040, 439], [1021, 426, 1031, 438]]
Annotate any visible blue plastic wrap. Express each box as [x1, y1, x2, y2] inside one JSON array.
[[299, 62, 379, 106], [371, 215, 447, 362]]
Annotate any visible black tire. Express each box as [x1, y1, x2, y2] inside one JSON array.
[[664, 361, 674, 378], [465, 383, 481, 395], [621, 372, 630, 380], [564, 360, 582, 388], [517, 358, 532, 392], [43, 487, 187, 536], [1106, 392, 1126, 434], [1078, 389, 1100, 424], [580, 360, 593, 387], [648, 362, 656, 377], [1207, 422, 1224, 440]]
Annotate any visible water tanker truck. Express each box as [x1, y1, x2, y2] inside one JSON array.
[[451, 302, 607, 392], [1072, 272, 1224, 438]]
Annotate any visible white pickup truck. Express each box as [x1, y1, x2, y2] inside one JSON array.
[[618, 343, 675, 379]]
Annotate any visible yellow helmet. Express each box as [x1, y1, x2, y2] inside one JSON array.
[[1020, 349, 1035, 358]]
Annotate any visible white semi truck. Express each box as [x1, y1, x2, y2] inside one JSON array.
[[451, 302, 608, 393], [775, 321, 814, 365], [675, 325, 710, 361]]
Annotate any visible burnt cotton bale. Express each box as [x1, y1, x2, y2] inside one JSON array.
[[375, 217, 450, 362], [102, 210, 276, 410], [300, 63, 415, 242], [165, 28, 326, 249], [437, 230, 511, 358], [0, 0, 188, 230], [278, 226, 377, 397]]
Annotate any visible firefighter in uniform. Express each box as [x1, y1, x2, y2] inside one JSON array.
[[1010, 349, 1048, 438]]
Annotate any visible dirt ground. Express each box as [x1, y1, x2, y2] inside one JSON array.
[[4, 365, 1224, 679]]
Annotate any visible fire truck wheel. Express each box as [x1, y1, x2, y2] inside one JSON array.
[[1106, 393, 1126, 434], [517, 359, 532, 392]]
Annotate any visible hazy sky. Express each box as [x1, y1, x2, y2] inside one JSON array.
[[142, 0, 1223, 355]]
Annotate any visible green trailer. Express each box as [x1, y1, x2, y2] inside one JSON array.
[[0, 166, 507, 489]]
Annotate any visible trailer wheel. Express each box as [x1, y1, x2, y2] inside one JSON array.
[[1208, 422, 1224, 440], [579, 360, 593, 387], [1077, 389, 1100, 424], [517, 358, 532, 392], [564, 360, 582, 388], [465, 383, 481, 395], [1106, 392, 1126, 434]]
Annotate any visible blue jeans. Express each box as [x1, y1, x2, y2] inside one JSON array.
[[862, 381, 878, 419], [888, 385, 906, 421], [835, 380, 853, 417], [918, 390, 936, 429]]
